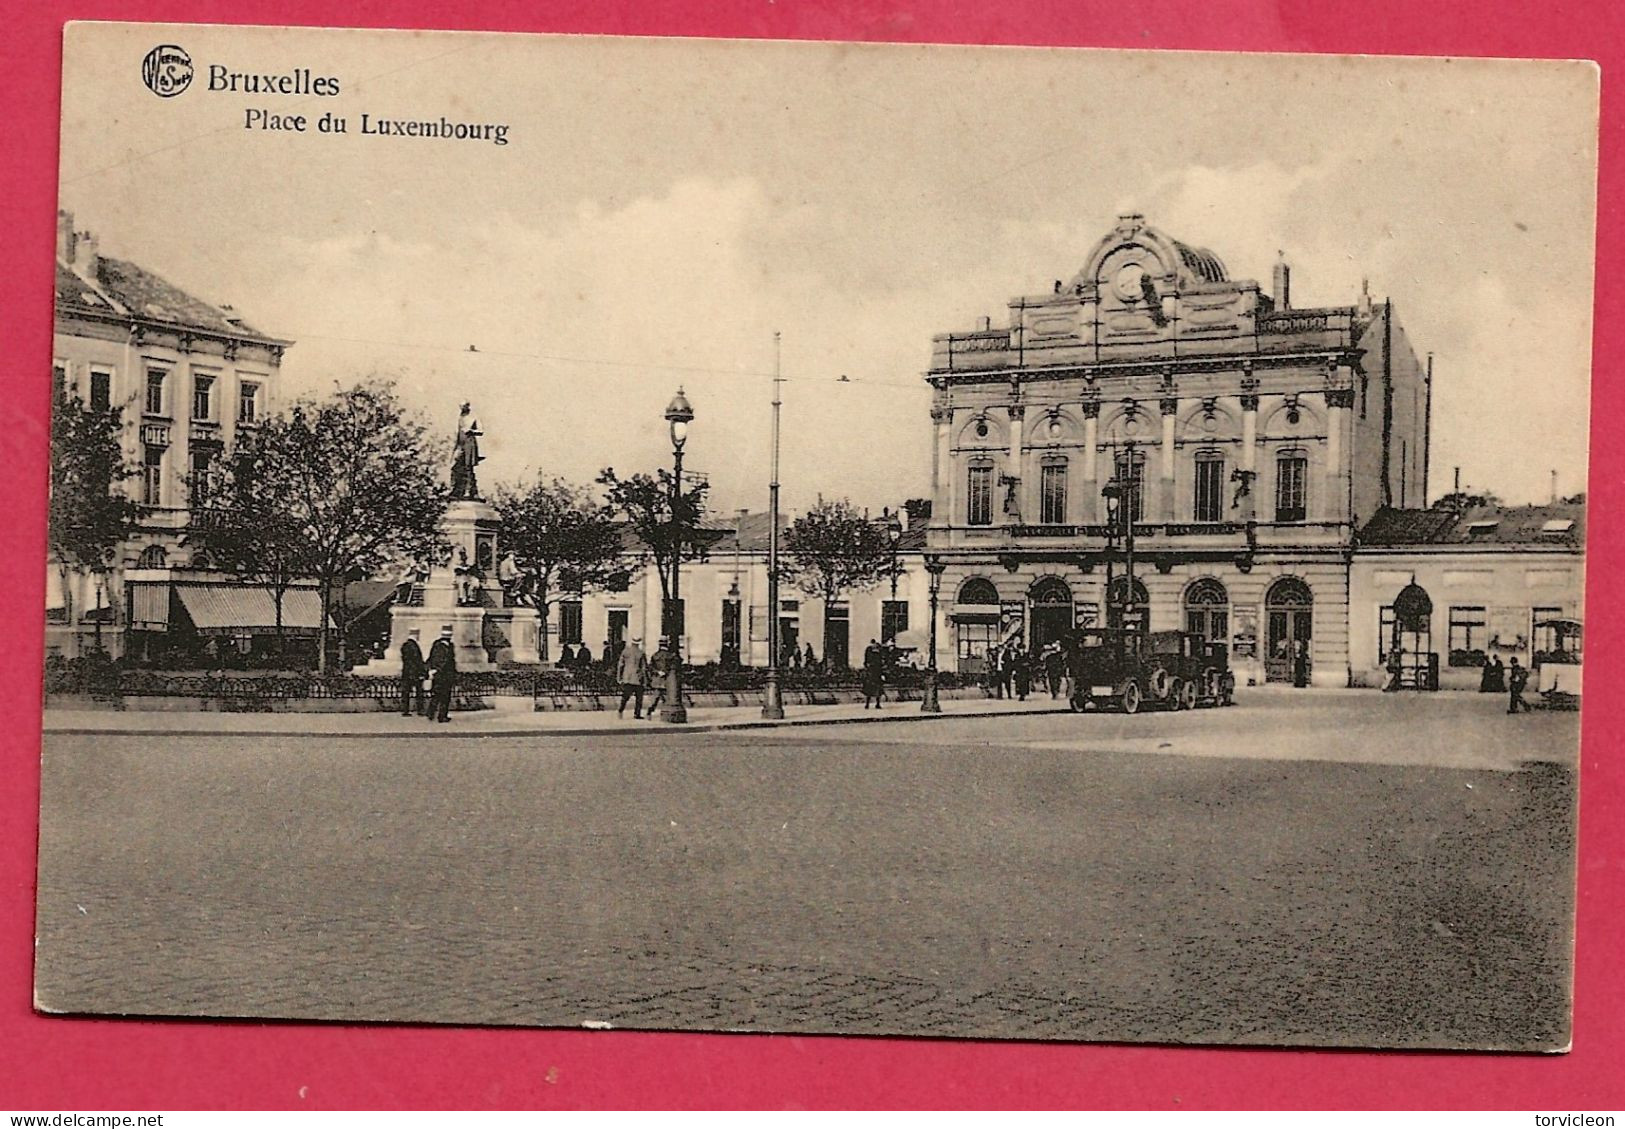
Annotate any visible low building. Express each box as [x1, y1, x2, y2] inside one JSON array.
[[1350, 503, 1586, 689], [566, 511, 930, 669]]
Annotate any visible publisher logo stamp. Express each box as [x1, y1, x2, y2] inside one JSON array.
[[141, 45, 193, 97]]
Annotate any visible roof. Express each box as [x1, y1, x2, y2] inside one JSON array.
[[703, 510, 928, 554], [1171, 239, 1228, 283], [1359, 503, 1586, 548], [56, 255, 280, 341]]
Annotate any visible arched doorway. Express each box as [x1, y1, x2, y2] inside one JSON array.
[[1028, 576, 1074, 652], [1265, 577, 1313, 684], [1183, 577, 1230, 648], [1105, 575, 1149, 634]]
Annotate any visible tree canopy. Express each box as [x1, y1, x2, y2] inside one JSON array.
[[597, 466, 710, 603], [492, 474, 626, 657], [48, 381, 139, 631]]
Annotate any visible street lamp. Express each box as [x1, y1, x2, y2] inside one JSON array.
[[922, 553, 946, 713], [1101, 477, 1121, 635], [662, 387, 694, 724], [887, 508, 903, 602], [762, 333, 786, 719]]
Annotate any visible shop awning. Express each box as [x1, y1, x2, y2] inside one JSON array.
[[175, 585, 331, 634], [949, 603, 999, 622]]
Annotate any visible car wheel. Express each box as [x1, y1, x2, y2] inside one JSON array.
[[1179, 679, 1197, 711], [1121, 680, 1141, 715]]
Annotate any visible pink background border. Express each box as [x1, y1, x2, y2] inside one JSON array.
[[1, 1, 1620, 1110]]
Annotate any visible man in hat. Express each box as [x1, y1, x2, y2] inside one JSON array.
[[617, 635, 648, 719], [646, 637, 676, 714], [427, 624, 458, 723], [399, 628, 428, 717]]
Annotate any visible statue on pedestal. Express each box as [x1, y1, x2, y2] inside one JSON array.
[[450, 402, 484, 500]]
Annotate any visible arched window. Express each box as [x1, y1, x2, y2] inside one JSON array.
[[957, 577, 999, 605], [189, 550, 212, 571], [1183, 577, 1230, 643], [137, 545, 168, 569], [1029, 576, 1072, 605]]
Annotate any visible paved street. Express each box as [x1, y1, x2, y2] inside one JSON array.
[[35, 692, 1577, 1049]]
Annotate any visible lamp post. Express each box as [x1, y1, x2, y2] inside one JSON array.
[[1102, 477, 1122, 653], [922, 554, 945, 713], [662, 387, 694, 724], [762, 333, 786, 719], [886, 508, 903, 600]]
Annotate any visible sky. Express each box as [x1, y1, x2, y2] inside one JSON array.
[[58, 25, 1600, 513]]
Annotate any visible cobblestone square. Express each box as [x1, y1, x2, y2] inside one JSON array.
[[35, 691, 1578, 1049]]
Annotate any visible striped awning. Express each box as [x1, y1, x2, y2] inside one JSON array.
[[175, 585, 331, 634]]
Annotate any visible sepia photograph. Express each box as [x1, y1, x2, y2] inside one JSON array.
[[35, 22, 1597, 1052]]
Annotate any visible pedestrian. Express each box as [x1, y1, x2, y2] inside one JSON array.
[[1383, 645, 1404, 693], [399, 628, 427, 717], [617, 635, 648, 719], [1484, 653, 1506, 693], [1292, 638, 1309, 688], [426, 624, 457, 723], [646, 637, 675, 713], [558, 642, 576, 669], [1043, 641, 1065, 699], [1013, 644, 1031, 701], [862, 638, 886, 708], [1507, 655, 1532, 714], [574, 641, 593, 671], [803, 641, 816, 671], [998, 644, 1015, 700]]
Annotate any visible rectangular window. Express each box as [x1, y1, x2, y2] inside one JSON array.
[[189, 446, 214, 482], [89, 369, 112, 411], [192, 375, 215, 421], [145, 370, 166, 416], [1448, 605, 1488, 667], [1114, 453, 1145, 523], [720, 600, 741, 654], [1275, 455, 1307, 522], [53, 363, 67, 395], [238, 382, 260, 423], [881, 600, 909, 644], [1531, 605, 1563, 655], [558, 601, 583, 646], [956, 621, 998, 665], [142, 444, 164, 506], [1040, 463, 1067, 524], [967, 465, 993, 526], [1378, 605, 1396, 662], [1193, 454, 1224, 523]]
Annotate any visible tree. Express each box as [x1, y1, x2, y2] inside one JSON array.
[[1431, 490, 1502, 513], [48, 381, 139, 651], [242, 382, 449, 671], [596, 467, 710, 609], [782, 497, 894, 610], [491, 475, 626, 661], [185, 417, 310, 654]]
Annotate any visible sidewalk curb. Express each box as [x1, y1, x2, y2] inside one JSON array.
[[43, 703, 1076, 740]]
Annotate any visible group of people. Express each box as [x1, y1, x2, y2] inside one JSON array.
[[981, 640, 1071, 702], [1480, 652, 1534, 714], [398, 625, 459, 722], [610, 636, 680, 720]]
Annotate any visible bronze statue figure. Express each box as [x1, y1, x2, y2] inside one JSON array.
[[450, 402, 484, 500]]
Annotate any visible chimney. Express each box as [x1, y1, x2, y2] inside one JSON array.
[[76, 232, 99, 274], [979, 315, 992, 332], [1272, 251, 1291, 310], [56, 209, 75, 263]]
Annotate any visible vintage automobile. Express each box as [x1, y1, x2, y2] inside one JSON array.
[[1067, 628, 1235, 714]]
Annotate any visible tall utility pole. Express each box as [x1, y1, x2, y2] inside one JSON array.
[[762, 332, 786, 720]]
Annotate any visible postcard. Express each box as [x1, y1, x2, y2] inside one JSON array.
[[37, 22, 1596, 1050]]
